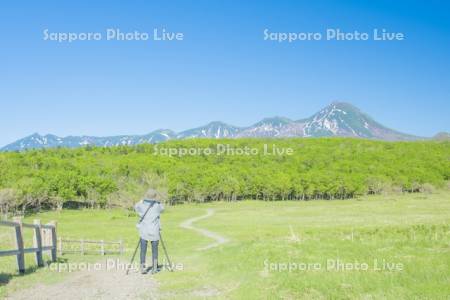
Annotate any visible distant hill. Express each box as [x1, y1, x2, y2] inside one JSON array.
[[1, 102, 425, 151], [432, 132, 450, 140]]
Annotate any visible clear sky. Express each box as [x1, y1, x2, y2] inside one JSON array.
[[1, 0, 449, 147]]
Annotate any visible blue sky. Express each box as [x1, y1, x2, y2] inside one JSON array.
[[1, 0, 449, 147]]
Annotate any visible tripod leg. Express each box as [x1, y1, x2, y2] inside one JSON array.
[[160, 233, 173, 272], [126, 238, 141, 275]]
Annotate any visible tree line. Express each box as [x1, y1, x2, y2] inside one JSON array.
[[0, 138, 448, 214]]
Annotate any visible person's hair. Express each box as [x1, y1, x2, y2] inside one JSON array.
[[144, 189, 162, 201]]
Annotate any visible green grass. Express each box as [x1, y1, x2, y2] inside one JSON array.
[[1, 191, 450, 299]]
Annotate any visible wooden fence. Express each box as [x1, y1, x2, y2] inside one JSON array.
[[0, 218, 57, 273], [58, 238, 124, 256]]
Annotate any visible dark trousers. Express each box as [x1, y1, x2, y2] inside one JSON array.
[[140, 238, 159, 268]]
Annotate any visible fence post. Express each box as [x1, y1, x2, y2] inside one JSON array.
[[119, 240, 124, 255], [81, 239, 85, 255], [58, 237, 63, 256], [33, 219, 44, 267], [100, 240, 105, 255], [13, 217, 25, 274], [41, 226, 47, 247], [49, 221, 57, 262]]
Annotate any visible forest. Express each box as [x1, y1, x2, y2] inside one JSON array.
[[0, 138, 448, 214]]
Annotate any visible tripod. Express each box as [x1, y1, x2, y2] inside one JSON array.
[[126, 232, 173, 275], [160, 232, 174, 272]]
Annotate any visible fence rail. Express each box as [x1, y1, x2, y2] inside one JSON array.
[[0, 218, 57, 273], [58, 238, 124, 256]]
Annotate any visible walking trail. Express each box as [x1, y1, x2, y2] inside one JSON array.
[[8, 259, 158, 300], [180, 209, 229, 250]]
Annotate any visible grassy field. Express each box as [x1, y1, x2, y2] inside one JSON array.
[[1, 191, 450, 299]]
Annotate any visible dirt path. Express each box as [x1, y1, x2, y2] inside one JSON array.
[[8, 209, 227, 299], [7, 259, 158, 300], [180, 209, 229, 250]]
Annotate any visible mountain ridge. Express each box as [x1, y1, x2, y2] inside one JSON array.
[[1, 102, 427, 151]]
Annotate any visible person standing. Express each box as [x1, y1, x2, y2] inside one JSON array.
[[134, 189, 165, 274]]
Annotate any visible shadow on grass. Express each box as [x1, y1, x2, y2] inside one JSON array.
[[0, 257, 68, 286], [0, 265, 39, 286], [0, 273, 13, 286]]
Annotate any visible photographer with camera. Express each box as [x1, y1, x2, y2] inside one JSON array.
[[134, 189, 165, 274]]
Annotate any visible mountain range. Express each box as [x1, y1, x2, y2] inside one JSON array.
[[1, 102, 431, 151]]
